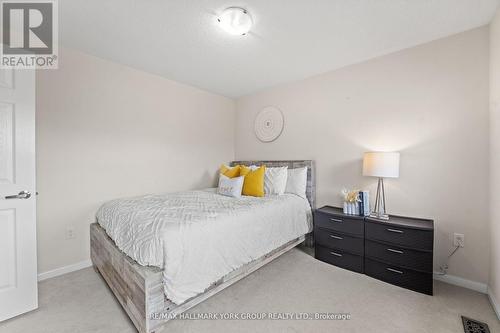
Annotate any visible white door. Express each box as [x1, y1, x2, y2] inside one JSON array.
[[0, 67, 37, 321]]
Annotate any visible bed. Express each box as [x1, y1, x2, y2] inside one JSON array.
[[90, 160, 315, 333]]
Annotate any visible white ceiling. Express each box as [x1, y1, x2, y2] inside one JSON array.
[[60, 0, 500, 98]]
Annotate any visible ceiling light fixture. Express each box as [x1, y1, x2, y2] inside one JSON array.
[[217, 7, 253, 36]]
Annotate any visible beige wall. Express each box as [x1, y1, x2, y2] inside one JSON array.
[[490, 8, 500, 309], [235, 27, 490, 284], [36, 47, 235, 273], [37, 27, 493, 287]]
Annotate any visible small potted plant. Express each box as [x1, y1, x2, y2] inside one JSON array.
[[341, 189, 360, 215]]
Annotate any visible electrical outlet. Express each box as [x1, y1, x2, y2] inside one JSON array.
[[453, 233, 464, 248], [65, 227, 76, 240]]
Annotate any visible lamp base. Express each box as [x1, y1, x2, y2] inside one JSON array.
[[369, 213, 389, 220], [371, 178, 390, 220]]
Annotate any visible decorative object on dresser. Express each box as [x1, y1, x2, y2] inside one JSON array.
[[341, 188, 360, 215], [362, 152, 400, 220], [314, 206, 365, 273], [359, 190, 370, 216], [314, 206, 434, 295], [341, 189, 370, 216]]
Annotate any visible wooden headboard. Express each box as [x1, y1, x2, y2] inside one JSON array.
[[230, 160, 316, 209]]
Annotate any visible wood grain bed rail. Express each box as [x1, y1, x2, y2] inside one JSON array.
[[91, 223, 306, 333], [90, 223, 163, 333]]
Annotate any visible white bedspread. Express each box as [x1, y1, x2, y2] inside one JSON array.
[[96, 189, 312, 304]]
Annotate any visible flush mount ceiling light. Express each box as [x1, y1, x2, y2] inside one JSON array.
[[217, 7, 253, 36]]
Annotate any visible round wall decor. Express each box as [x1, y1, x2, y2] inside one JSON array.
[[254, 106, 284, 142]]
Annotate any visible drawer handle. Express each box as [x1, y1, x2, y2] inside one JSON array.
[[387, 248, 404, 254], [330, 251, 343, 257], [386, 268, 404, 274], [330, 235, 343, 240], [387, 228, 404, 234], [330, 218, 343, 223]]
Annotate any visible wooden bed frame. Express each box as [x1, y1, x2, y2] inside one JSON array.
[[90, 160, 315, 333]]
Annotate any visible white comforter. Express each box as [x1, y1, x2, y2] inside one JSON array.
[[96, 189, 312, 304]]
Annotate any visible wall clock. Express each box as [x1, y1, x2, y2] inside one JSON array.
[[254, 106, 284, 142]]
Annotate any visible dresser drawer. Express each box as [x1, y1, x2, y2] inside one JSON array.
[[315, 228, 364, 255], [364, 258, 433, 295], [315, 245, 363, 273], [365, 222, 433, 250], [365, 240, 432, 272], [315, 211, 364, 237]]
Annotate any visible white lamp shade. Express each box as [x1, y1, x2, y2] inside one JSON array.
[[363, 152, 400, 178]]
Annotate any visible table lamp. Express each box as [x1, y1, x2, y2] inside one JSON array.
[[362, 152, 400, 220]]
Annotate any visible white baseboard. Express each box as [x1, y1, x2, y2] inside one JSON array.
[[433, 272, 488, 294], [488, 287, 500, 320], [38, 259, 93, 282]]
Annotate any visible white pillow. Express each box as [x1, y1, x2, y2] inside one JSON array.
[[285, 167, 308, 198], [248, 165, 288, 196], [264, 166, 288, 195], [218, 175, 244, 198]]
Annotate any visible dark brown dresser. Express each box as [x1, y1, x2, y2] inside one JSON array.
[[314, 206, 434, 295], [364, 216, 434, 295], [314, 206, 365, 273]]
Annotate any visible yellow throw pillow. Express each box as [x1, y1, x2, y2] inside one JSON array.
[[240, 165, 266, 197], [220, 164, 240, 178]]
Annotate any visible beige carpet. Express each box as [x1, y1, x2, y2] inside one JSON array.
[[1, 248, 498, 333]]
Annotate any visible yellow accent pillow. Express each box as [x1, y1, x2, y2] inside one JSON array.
[[240, 165, 266, 197], [220, 164, 240, 178]]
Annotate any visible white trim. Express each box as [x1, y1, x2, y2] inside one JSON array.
[[37, 259, 92, 282], [433, 272, 488, 294], [488, 287, 500, 320]]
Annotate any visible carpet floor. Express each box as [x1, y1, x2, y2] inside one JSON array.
[[1, 248, 498, 333]]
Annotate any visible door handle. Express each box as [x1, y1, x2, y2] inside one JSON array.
[[5, 190, 31, 199]]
